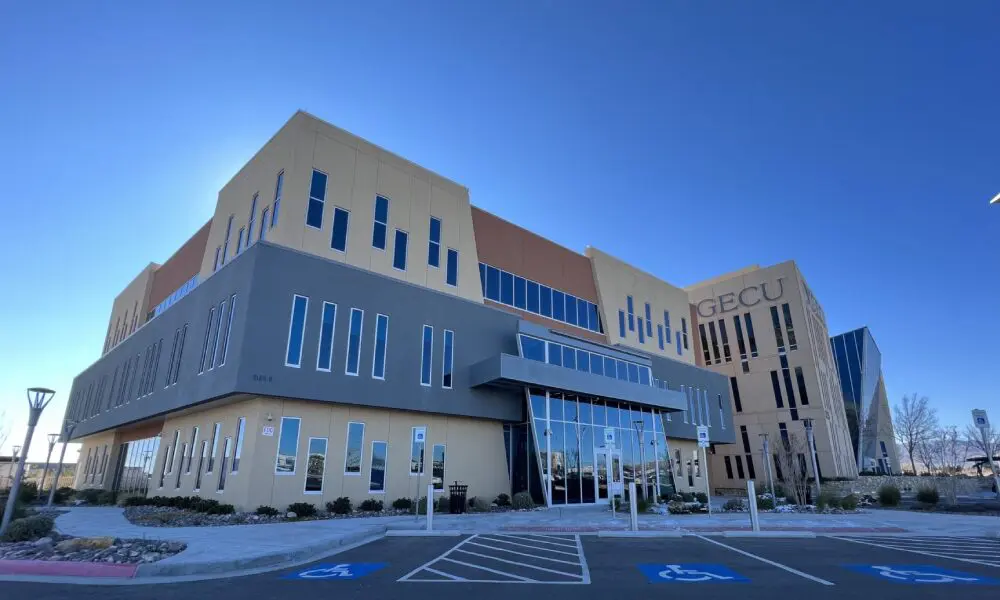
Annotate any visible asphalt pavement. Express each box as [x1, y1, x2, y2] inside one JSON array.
[[4, 534, 1000, 599]]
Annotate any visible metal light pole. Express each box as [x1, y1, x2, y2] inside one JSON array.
[[46, 421, 76, 507], [1, 388, 55, 536], [8, 446, 21, 488], [759, 433, 776, 503], [802, 418, 822, 500], [38, 433, 59, 499], [632, 420, 646, 501]]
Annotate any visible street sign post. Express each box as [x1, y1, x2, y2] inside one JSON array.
[[696, 426, 712, 515], [971, 409, 999, 499]]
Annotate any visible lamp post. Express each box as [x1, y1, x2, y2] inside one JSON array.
[[759, 433, 776, 503], [7, 445, 21, 488], [38, 433, 59, 499], [46, 421, 76, 507], [632, 420, 646, 501], [802, 418, 822, 501], [1, 388, 55, 536]]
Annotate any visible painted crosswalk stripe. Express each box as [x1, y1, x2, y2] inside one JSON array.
[[464, 541, 582, 566], [454, 549, 584, 578], [493, 534, 578, 549], [441, 557, 534, 582], [477, 536, 581, 556], [832, 536, 1000, 568]]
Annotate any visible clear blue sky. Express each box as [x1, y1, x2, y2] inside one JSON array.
[[2, 1, 998, 462]]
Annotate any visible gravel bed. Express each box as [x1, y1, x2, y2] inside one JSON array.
[[0, 533, 186, 563]]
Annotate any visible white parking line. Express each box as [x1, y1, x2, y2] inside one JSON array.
[[464, 541, 582, 566], [424, 567, 466, 581], [494, 534, 579, 549], [454, 549, 584, 578], [694, 535, 835, 586], [477, 536, 581, 555], [441, 557, 534, 581], [832, 536, 1000, 568]]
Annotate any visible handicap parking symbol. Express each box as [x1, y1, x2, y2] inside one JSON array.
[[638, 563, 749, 583], [283, 562, 386, 580], [847, 565, 998, 585]]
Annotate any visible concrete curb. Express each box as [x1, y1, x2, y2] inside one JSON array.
[[597, 531, 684, 538], [133, 525, 388, 578], [721, 530, 816, 538], [385, 530, 462, 537]]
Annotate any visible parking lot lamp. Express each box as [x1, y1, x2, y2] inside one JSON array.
[[46, 420, 76, 507], [1, 388, 55, 536], [802, 418, 822, 501]]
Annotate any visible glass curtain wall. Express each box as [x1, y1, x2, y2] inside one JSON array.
[[111, 435, 161, 497]]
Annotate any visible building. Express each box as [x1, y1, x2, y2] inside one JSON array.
[[62, 111, 735, 511], [687, 262, 859, 491], [830, 327, 900, 474]]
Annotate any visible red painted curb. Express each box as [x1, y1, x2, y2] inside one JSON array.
[[0, 559, 138, 578]]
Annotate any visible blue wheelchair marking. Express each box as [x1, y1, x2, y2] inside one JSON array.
[[638, 563, 749, 583], [283, 562, 386, 580], [846, 565, 998, 584]]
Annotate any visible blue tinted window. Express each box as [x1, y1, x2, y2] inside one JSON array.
[[618, 310, 626, 338], [331, 208, 349, 252], [577, 298, 588, 329], [676, 331, 682, 355], [285, 295, 308, 367], [345, 308, 364, 375], [486, 265, 500, 301], [429, 216, 441, 241], [428, 217, 441, 267], [564, 293, 577, 325], [310, 170, 327, 199], [307, 170, 326, 229], [604, 356, 616, 378], [627, 295, 634, 315], [664, 311, 671, 342], [576, 349, 589, 372], [500, 271, 514, 305], [446, 249, 458, 286], [638, 366, 651, 386], [372, 314, 388, 379], [372, 196, 389, 250], [260, 207, 270, 241], [374, 195, 389, 222], [562, 346, 576, 369], [514, 276, 527, 309], [638, 318, 645, 343], [526, 281, 539, 313], [627, 363, 640, 384], [627, 296, 635, 331], [392, 230, 408, 270], [316, 302, 337, 371], [657, 324, 664, 350], [616, 360, 628, 381], [552, 290, 565, 320], [479, 263, 487, 294], [588, 303, 600, 332], [420, 325, 433, 385], [442, 329, 454, 388], [539, 286, 552, 317], [590, 353, 604, 376], [520, 335, 546, 361], [547, 342, 562, 366], [645, 303, 652, 337]]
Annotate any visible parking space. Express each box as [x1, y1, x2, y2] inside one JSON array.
[[830, 535, 1000, 567]]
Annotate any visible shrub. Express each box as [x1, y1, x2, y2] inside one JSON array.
[[470, 496, 492, 512], [327, 497, 352, 515], [287, 502, 317, 518], [512, 491, 534, 510], [207, 503, 235, 515], [878, 484, 901, 506], [391, 498, 413, 511], [723, 498, 745, 512], [840, 494, 859, 510], [0, 497, 28, 523], [359, 499, 384, 512], [635, 498, 652, 514], [255, 505, 280, 516], [757, 496, 775, 510], [784, 494, 798, 505], [120, 495, 150, 507], [667, 500, 690, 514], [693, 492, 708, 504], [495, 493, 511, 507], [816, 491, 840, 510], [73, 489, 103, 504], [1, 515, 54, 542], [916, 486, 940, 505], [16, 481, 39, 504], [436, 496, 450, 513], [53, 487, 74, 504], [192, 498, 220, 513], [773, 483, 787, 499]]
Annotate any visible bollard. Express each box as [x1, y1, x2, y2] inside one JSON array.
[[628, 481, 639, 532], [747, 481, 760, 532], [427, 484, 435, 532]]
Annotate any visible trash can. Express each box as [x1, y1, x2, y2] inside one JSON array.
[[449, 481, 468, 514]]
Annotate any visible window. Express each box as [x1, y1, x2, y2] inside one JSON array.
[[699, 324, 712, 364], [260, 207, 270, 241], [718, 394, 726, 428], [676, 331, 682, 355], [316, 302, 337, 371], [236, 227, 245, 254], [428, 217, 441, 267], [730, 377, 743, 412], [372, 195, 389, 249], [307, 169, 326, 229], [719, 320, 731, 362], [442, 329, 454, 388], [345, 422, 365, 474], [284, 295, 309, 367], [745, 454, 756, 479], [637, 318, 645, 343], [207, 422, 221, 473], [446, 249, 459, 286], [248, 193, 258, 245], [410, 427, 425, 475], [744, 313, 758, 357], [782, 303, 798, 350], [519, 334, 545, 361], [213, 246, 221, 272], [219, 294, 237, 367], [501, 271, 514, 305], [735, 455, 745, 479], [369, 441, 387, 492], [724, 456, 734, 479], [194, 441, 207, 490], [781, 358, 797, 408], [199, 305, 215, 374], [733, 315, 748, 359], [664, 311, 672, 345], [657, 324, 664, 350], [272, 170, 283, 229], [229, 417, 245, 473], [345, 308, 364, 376], [432, 444, 446, 490], [170, 325, 187, 385], [217, 437, 232, 491], [626, 295, 635, 331], [681, 318, 689, 349], [221, 215, 234, 264], [165, 430, 180, 475], [552, 289, 565, 321], [770, 371, 784, 408], [274, 417, 301, 474], [479, 263, 486, 294], [392, 229, 408, 270], [485, 266, 500, 301], [186, 426, 199, 473], [644, 303, 652, 337], [526, 280, 539, 312], [740, 425, 751, 453], [771, 306, 785, 349], [372, 314, 389, 379], [209, 300, 226, 370], [618, 310, 626, 338], [331, 208, 350, 252], [794, 366, 809, 405], [539, 285, 552, 317], [708, 321, 721, 363], [304, 437, 328, 493], [420, 325, 433, 386]]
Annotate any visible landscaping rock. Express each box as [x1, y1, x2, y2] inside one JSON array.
[[1, 534, 185, 564], [286, 511, 297, 519]]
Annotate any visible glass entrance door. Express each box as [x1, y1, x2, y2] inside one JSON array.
[[595, 449, 623, 504]]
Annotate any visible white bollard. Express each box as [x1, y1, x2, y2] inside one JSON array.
[[747, 481, 760, 532], [427, 484, 435, 532], [629, 481, 639, 532]]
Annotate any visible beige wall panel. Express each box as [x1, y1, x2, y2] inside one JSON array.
[[104, 263, 158, 354], [73, 431, 118, 489]]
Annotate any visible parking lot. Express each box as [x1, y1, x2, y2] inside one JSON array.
[[4, 534, 1000, 600]]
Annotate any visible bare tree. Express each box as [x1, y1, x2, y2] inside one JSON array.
[[893, 394, 938, 474], [0, 410, 9, 456], [773, 431, 811, 505], [965, 424, 1000, 497], [931, 426, 969, 475]]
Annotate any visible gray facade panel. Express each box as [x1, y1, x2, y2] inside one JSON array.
[[651, 354, 736, 444]]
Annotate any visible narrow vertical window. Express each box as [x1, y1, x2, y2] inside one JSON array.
[[372, 314, 389, 379], [165, 328, 180, 388], [372, 195, 389, 250], [432, 444, 446, 490], [304, 437, 328, 493], [166, 430, 180, 474], [794, 366, 810, 405], [194, 441, 207, 490], [284, 295, 309, 367], [745, 454, 756, 479], [730, 377, 743, 412], [708, 321, 721, 363], [345, 308, 364, 375], [618, 310, 627, 338], [718, 320, 731, 362], [171, 325, 187, 385], [217, 437, 232, 491], [733, 315, 748, 359], [410, 427, 425, 475], [770, 306, 785, 350], [368, 440, 387, 492], [735, 455, 745, 479], [219, 294, 237, 367], [637, 318, 645, 343], [564, 293, 577, 326], [657, 324, 664, 350], [198, 306, 215, 374], [744, 313, 759, 357], [306, 169, 327, 229], [479, 263, 486, 295], [644, 303, 652, 337], [664, 311, 671, 346], [442, 329, 454, 389], [698, 324, 712, 364], [175, 443, 187, 488], [626, 295, 635, 331], [186, 426, 199, 473], [345, 422, 365, 474], [274, 416, 301, 474], [446, 248, 459, 286], [782, 303, 798, 350], [316, 302, 337, 371], [247, 193, 258, 245], [539, 284, 552, 316], [676, 331, 682, 355], [719, 394, 726, 429], [221, 215, 234, 264], [272, 170, 283, 229], [724, 456, 734, 479], [209, 299, 226, 370], [770, 371, 784, 408], [236, 228, 245, 254], [681, 317, 689, 349], [232, 417, 245, 473], [207, 422, 220, 473], [330, 208, 350, 252], [259, 207, 270, 241], [392, 229, 408, 270], [428, 217, 441, 267], [501, 271, 515, 305], [420, 325, 433, 386]]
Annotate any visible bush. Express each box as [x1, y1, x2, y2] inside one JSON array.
[[120, 495, 150, 507], [784, 494, 798, 505], [255, 505, 280, 516], [287, 502, 317, 518], [723, 498, 745, 512], [207, 503, 235, 515], [327, 497, 352, 515], [679, 492, 695, 502], [916, 486, 940, 505], [693, 492, 708, 504], [816, 491, 840, 510], [470, 496, 492, 512], [840, 494, 859, 510], [436, 496, 450, 513], [0, 497, 28, 523], [512, 491, 534, 510], [73, 489, 103, 504], [878, 484, 901, 506], [667, 500, 691, 514], [16, 481, 39, 504], [391, 498, 413, 511], [53, 487, 74, 504], [191, 498, 220, 513], [773, 483, 787, 499], [1, 515, 54, 542], [495, 493, 511, 507], [757, 496, 775, 510], [359, 499, 384, 512]]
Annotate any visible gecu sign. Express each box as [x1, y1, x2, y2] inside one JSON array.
[[696, 277, 786, 318]]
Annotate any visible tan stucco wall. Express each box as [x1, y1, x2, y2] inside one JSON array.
[[199, 111, 483, 304], [103, 263, 158, 355], [73, 431, 118, 490], [666, 438, 711, 494]]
